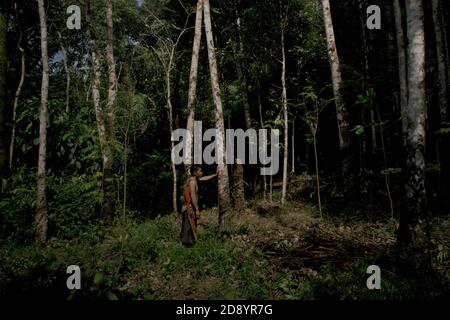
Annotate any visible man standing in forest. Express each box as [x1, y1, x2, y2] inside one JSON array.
[[181, 166, 218, 246]]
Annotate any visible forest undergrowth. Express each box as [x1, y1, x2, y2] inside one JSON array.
[[1, 198, 449, 300]]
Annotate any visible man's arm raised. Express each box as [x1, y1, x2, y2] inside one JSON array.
[[198, 173, 217, 181], [199, 167, 218, 182]]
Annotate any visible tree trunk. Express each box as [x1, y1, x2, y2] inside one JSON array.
[[359, 0, 376, 165], [280, 7, 288, 206], [36, 0, 49, 243], [123, 86, 133, 218], [9, 1, 25, 170], [185, 0, 203, 174], [258, 88, 267, 200], [375, 105, 395, 219], [397, 0, 430, 275], [57, 31, 70, 113], [321, 0, 352, 176], [442, 6, 450, 95], [432, 0, 450, 215], [231, 6, 248, 211], [313, 132, 322, 219], [106, 0, 117, 134], [269, 174, 273, 203], [232, 160, 245, 211], [0, 0, 6, 175], [234, 7, 251, 130], [291, 118, 295, 174], [102, 0, 117, 220], [432, 0, 449, 124], [168, 45, 178, 214], [203, 0, 231, 231], [393, 0, 408, 143], [87, 0, 115, 221]]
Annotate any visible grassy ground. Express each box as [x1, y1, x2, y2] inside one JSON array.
[[1, 200, 449, 300]]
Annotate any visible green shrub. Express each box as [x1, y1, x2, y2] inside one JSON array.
[[47, 175, 102, 239], [0, 167, 36, 244], [0, 168, 103, 244]]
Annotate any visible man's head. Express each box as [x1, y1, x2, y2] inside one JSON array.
[[190, 165, 203, 178]]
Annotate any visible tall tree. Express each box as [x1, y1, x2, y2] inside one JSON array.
[[36, 0, 49, 243], [106, 0, 117, 133], [102, 0, 117, 219], [320, 0, 351, 177], [393, 0, 408, 143], [280, 3, 288, 205], [230, 3, 248, 211], [203, 0, 231, 231], [86, 0, 114, 221], [431, 0, 448, 124], [9, 0, 26, 169], [0, 0, 6, 175], [258, 88, 267, 200], [233, 4, 251, 130], [397, 0, 430, 275], [57, 30, 70, 113], [185, 0, 203, 173], [151, 14, 190, 214]]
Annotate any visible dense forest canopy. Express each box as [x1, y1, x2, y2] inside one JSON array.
[[0, 0, 449, 300]]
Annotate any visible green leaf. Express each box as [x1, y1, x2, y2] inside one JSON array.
[[437, 127, 450, 135], [381, 167, 402, 175], [351, 125, 365, 136], [143, 293, 153, 300], [94, 272, 105, 286], [106, 291, 119, 300]]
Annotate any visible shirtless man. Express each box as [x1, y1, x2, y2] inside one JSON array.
[[180, 166, 217, 246]]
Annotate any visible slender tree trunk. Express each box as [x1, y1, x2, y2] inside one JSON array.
[[359, 0, 377, 163], [313, 132, 322, 219], [291, 118, 295, 174], [269, 174, 273, 203], [432, 0, 450, 210], [123, 91, 132, 218], [232, 160, 245, 211], [231, 6, 248, 211], [321, 0, 352, 177], [370, 109, 377, 156], [203, 0, 231, 231], [233, 7, 251, 130], [393, 0, 408, 143], [36, 0, 49, 243], [0, 0, 6, 175], [359, 0, 370, 83], [106, 0, 117, 133], [185, 0, 203, 174], [167, 47, 178, 214], [360, 109, 366, 171], [57, 31, 70, 113], [258, 88, 267, 200], [280, 9, 288, 206], [375, 105, 395, 219], [102, 0, 117, 220], [397, 0, 430, 275], [442, 7, 450, 94], [153, 18, 188, 216], [87, 0, 114, 221], [9, 1, 25, 169], [432, 0, 449, 124]]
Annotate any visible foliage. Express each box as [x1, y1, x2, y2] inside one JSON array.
[[47, 174, 102, 239], [1, 206, 448, 300], [0, 167, 36, 244]]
